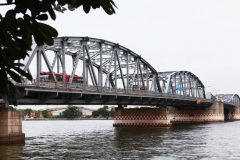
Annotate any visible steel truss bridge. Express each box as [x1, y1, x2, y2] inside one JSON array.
[[216, 94, 240, 108], [9, 37, 240, 107]]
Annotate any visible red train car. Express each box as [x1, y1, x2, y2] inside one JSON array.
[[40, 72, 83, 88]]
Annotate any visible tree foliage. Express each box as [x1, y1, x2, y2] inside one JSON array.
[[62, 105, 82, 118], [42, 109, 49, 118], [13, 107, 19, 111], [0, 0, 117, 105], [92, 105, 114, 117], [34, 110, 40, 117], [22, 108, 33, 117]]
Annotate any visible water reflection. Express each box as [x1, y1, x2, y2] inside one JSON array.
[[0, 144, 24, 160], [1, 120, 240, 159], [114, 127, 171, 159]]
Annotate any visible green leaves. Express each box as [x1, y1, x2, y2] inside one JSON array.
[[0, 0, 117, 106], [47, 4, 56, 20], [63, 0, 117, 15], [100, 0, 117, 15], [13, 66, 32, 81], [6, 69, 22, 83], [33, 22, 58, 45], [7, 0, 13, 3], [62, 105, 82, 118], [4, 10, 16, 28], [38, 22, 58, 38], [0, 10, 17, 33], [36, 14, 48, 21], [92, 106, 114, 117], [22, 108, 33, 118]]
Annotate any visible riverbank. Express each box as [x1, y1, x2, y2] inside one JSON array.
[[23, 118, 114, 121]]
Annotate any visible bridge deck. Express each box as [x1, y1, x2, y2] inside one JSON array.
[[11, 85, 214, 106]]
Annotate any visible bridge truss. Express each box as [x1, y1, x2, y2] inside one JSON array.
[[216, 94, 240, 107], [23, 37, 161, 93], [158, 71, 206, 98], [7, 36, 220, 107]]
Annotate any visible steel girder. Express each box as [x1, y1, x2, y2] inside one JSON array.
[[158, 71, 206, 98], [23, 37, 160, 92]]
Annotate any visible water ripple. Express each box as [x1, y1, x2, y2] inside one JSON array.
[[1, 120, 240, 159]]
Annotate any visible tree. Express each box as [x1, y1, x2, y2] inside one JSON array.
[[92, 111, 98, 117], [62, 105, 82, 118], [22, 108, 33, 117], [103, 105, 108, 109], [34, 110, 40, 117], [140, 106, 150, 108], [13, 107, 18, 111], [110, 108, 115, 116], [97, 108, 109, 117], [0, 0, 117, 106], [92, 105, 115, 117], [42, 109, 49, 118]]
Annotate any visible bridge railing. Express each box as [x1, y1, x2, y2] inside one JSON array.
[[14, 79, 210, 101]]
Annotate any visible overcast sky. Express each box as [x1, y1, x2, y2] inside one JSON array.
[[1, 0, 240, 109]]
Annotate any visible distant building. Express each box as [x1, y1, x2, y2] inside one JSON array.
[[52, 110, 63, 116], [51, 106, 96, 116], [40, 111, 43, 118], [30, 112, 35, 117]]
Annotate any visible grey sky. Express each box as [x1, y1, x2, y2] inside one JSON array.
[[1, 0, 240, 109]]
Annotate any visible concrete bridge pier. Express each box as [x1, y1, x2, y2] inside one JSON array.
[[113, 106, 172, 127], [0, 101, 25, 144], [225, 106, 240, 120], [169, 101, 225, 123]]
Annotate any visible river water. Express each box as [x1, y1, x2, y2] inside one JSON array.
[[1, 120, 240, 160]]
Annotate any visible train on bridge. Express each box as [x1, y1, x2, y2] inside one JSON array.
[[39, 71, 147, 91], [40, 71, 83, 88]]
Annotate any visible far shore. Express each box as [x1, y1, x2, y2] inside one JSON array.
[[23, 118, 114, 121]]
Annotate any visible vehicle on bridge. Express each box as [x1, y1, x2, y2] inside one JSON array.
[[132, 85, 146, 90], [40, 72, 83, 88], [132, 85, 147, 94]]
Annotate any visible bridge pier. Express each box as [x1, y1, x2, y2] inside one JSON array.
[[0, 101, 25, 144], [225, 106, 240, 120], [113, 106, 172, 127], [169, 101, 224, 123]]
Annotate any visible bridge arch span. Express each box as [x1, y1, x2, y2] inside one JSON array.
[[217, 94, 240, 106], [23, 37, 161, 92], [158, 71, 206, 98]]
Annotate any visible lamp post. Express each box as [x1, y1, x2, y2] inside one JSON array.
[[206, 86, 210, 92], [212, 90, 220, 100]]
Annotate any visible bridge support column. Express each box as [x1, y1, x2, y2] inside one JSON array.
[[0, 101, 25, 144], [113, 106, 172, 127], [226, 106, 240, 120], [169, 101, 224, 123]]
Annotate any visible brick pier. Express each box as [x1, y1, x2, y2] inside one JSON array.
[[0, 101, 25, 144], [113, 107, 171, 127], [226, 106, 240, 120], [169, 101, 224, 123]]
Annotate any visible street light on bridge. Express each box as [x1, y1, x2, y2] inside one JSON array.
[[206, 86, 210, 92]]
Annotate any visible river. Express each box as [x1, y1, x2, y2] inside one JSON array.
[[1, 120, 240, 159]]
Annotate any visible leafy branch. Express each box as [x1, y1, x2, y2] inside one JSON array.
[[0, 0, 117, 107]]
